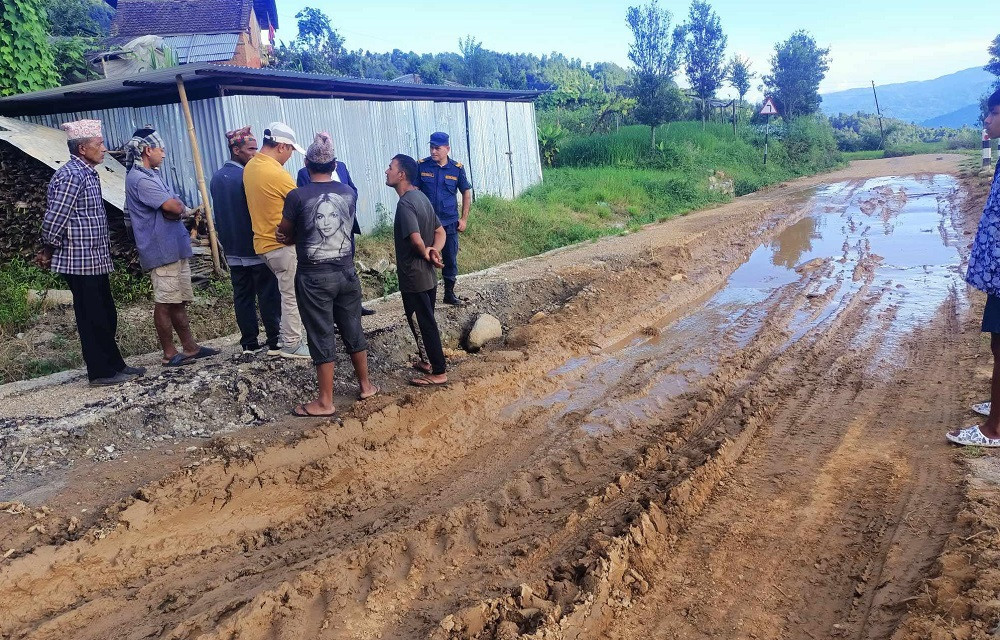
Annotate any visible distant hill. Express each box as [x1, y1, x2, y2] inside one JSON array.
[[921, 103, 983, 129], [820, 67, 994, 126]]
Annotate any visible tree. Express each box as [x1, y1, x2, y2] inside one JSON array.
[[44, 0, 111, 37], [0, 0, 59, 96], [626, 0, 685, 147], [762, 30, 830, 119], [727, 55, 754, 104], [683, 0, 727, 128], [42, 0, 113, 85], [986, 34, 1000, 79], [458, 36, 499, 88], [272, 7, 346, 74]]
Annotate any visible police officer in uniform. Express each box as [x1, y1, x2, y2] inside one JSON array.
[[417, 132, 472, 305]]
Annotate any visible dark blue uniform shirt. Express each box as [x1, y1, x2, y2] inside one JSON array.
[[416, 156, 472, 226]]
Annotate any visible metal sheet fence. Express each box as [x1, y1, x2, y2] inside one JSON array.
[[21, 94, 540, 231]]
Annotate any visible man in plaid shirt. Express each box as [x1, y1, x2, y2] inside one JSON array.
[[37, 119, 145, 386]]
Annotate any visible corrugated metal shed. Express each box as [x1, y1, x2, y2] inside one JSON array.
[[162, 34, 240, 64], [4, 65, 544, 232]]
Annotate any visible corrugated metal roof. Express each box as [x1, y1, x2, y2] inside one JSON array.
[[162, 34, 239, 63], [0, 63, 542, 117]]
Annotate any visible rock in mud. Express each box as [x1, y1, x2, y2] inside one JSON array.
[[466, 314, 503, 351]]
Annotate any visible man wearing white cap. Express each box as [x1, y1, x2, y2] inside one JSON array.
[[243, 122, 310, 359], [37, 119, 145, 386]]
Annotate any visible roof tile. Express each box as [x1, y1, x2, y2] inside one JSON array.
[[110, 0, 252, 38]]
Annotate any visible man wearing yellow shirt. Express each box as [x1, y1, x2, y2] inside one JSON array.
[[243, 122, 310, 358]]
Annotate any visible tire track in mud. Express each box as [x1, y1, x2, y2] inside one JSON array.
[[0, 156, 973, 639]]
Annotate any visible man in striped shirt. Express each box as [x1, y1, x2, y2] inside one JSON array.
[[37, 119, 145, 386]]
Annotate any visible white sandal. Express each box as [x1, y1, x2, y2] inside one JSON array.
[[973, 402, 991, 417], [946, 425, 1000, 447]]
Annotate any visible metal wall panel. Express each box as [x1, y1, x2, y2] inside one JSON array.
[[505, 102, 543, 196], [466, 101, 513, 199], [17, 94, 542, 231]]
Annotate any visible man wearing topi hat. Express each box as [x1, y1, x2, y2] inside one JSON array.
[[243, 122, 311, 359], [210, 126, 281, 356], [37, 119, 146, 386]]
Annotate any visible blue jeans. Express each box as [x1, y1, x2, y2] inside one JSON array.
[[442, 221, 459, 283]]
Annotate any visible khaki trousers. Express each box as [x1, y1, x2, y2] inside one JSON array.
[[260, 244, 304, 348]]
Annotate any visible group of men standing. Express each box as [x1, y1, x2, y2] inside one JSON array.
[[38, 117, 471, 417]]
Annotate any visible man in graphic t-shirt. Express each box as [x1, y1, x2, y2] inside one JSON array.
[[277, 132, 378, 417]]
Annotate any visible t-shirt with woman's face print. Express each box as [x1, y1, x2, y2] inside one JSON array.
[[281, 181, 357, 267]]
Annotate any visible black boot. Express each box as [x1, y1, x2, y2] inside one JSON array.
[[443, 279, 463, 305]]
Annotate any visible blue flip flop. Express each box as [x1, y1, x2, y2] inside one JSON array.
[[162, 353, 196, 367], [192, 346, 220, 359]]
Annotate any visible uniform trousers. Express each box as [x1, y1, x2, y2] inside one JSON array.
[[441, 221, 460, 283], [62, 273, 126, 381]]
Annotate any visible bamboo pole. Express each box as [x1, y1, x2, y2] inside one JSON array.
[[175, 74, 224, 277]]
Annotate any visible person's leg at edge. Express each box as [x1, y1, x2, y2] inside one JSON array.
[[253, 263, 282, 349], [230, 265, 261, 350], [96, 274, 127, 373], [414, 288, 447, 382], [982, 332, 1000, 439], [154, 302, 179, 361], [402, 290, 430, 370], [295, 269, 336, 415], [264, 246, 304, 349], [442, 223, 462, 304], [951, 294, 1000, 440], [169, 303, 200, 356], [331, 271, 376, 398], [66, 274, 122, 380]]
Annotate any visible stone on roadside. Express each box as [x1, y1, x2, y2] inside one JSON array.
[[466, 314, 503, 351], [529, 311, 547, 323], [27, 289, 74, 307]]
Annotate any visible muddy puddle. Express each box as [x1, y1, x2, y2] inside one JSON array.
[[507, 175, 965, 434]]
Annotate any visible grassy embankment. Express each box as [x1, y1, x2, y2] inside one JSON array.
[[358, 120, 842, 277], [0, 119, 860, 382]]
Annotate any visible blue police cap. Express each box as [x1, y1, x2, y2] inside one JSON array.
[[429, 132, 450, 147]]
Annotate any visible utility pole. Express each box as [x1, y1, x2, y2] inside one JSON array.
[[871, 81, 886, 150]]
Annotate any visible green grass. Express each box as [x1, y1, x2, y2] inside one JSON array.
[[355, 120, 845, 276], [842, 150, 886, 161]]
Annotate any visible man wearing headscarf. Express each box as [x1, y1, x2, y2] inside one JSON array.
[[37, 119, 145, 386], [124, 127, 218, 367], [210, 126, 281, 356]]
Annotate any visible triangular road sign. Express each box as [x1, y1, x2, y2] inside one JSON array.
[[759, 97, 779, 116]]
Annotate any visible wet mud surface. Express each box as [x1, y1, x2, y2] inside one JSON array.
[[0, 154, 991, 639]]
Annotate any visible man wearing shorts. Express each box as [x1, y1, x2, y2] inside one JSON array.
[[124, 128, 219, 366], [276, 132, 378, 417], [950, 87, 1000, 447]]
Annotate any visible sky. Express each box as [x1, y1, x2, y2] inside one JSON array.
[[274, 0, 997, 99]]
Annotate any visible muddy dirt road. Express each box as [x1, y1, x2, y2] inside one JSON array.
[[0, 154, 990, 639]]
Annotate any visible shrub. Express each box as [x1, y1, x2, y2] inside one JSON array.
[[782, 116, 840, 171]]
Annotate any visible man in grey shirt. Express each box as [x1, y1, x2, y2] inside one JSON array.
[[385, 154, 447, 386]]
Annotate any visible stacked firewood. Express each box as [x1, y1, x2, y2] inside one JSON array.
[[0, 142, 141, 274]]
